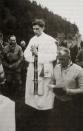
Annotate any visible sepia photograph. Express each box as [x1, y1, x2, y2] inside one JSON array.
[[0, 0, 83, 131]]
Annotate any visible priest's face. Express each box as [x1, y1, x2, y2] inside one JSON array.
[[33, 25, 44, 37]]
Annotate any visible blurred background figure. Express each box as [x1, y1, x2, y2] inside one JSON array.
[[75, 41, 83, 67], [0, 32, 9, 49], [0, 32, 4, 58], [20, 40, 26, 52], [2, 35, 23, 100], [0, 57, 6, 94], [67, 38, 78, 63], [0, 32, 3, 47], [0, 32, 6, 95]]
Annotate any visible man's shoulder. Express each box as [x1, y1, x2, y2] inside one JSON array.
[[16, 44, 22, 51], [28, 36, 37, 45], [72, 64, 83, 78], [44, 33, 55, 40], [72, 63, 83, 72], [4, 44, 9, 49], [3, 45, 9, 53], [30, 36, 36, 41], [44, 33, 58, 45]]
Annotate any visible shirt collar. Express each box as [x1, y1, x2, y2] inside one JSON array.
[[61, 61, 73, 70]]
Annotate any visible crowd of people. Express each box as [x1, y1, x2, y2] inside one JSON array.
[[0, 18, 83, 131]]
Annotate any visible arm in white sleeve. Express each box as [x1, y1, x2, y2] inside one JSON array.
[[24, 39, 34, 62], [38, 40, 57, 63]]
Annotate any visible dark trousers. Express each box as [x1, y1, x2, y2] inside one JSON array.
[[5, 72, 22, 100], [53, 95, 83, 131], [16, 104, 56, 131]]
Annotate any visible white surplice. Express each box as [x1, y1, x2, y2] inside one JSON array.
[[24, 32, 57, 110]]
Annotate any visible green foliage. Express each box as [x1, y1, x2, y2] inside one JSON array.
[[0, 0, 78, 43]]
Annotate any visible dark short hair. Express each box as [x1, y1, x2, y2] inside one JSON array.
[[9, 35, 16, 40], [32, 19, 45, 28]]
